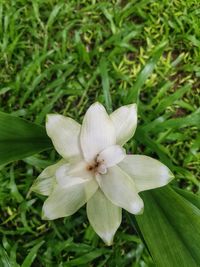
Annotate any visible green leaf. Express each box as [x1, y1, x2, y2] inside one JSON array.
[[0, 245, 12, 267], [21, 240, 45, 267], [134, 127, 174, 169], [174, 187, 200, 209], [64, 249, 109, 267], [99, 57, 112, 113], [136, 186, 200, 267], [126, 40, 167, 103], [154, 84, 191, 114], [0, 112, 52, 165], [46, 3, 63, 29], [142, 108, 200, 133]]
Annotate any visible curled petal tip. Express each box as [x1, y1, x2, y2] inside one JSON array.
[[130, 199, 144, 215], [135, 206, 144, 215], [160, 167, 174, 185]]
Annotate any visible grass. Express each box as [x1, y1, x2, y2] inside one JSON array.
[[0, 0, 199, 266]]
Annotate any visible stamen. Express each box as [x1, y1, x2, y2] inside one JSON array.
[[97, 164, 107, 174]]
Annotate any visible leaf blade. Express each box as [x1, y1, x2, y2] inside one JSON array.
[[136, 186, 200, 267], [21, 241, 45, 267], [99, 57, 112, 113], [0, 112, 52, 165]]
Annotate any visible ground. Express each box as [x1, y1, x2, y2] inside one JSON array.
[[0, 0, 199, 266]]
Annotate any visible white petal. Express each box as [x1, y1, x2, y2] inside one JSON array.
[[80, 102, 116, 163], [43, 179, 98, 220], [87, 189, 122, 246], [97, 166, 144, 214], [56, 160, 93, 187], [31, 159, 66, 196], [46, 114, 82, 160], [97, 145, 126, 168], [119, 155, 174, 192], [110, 104, 137, 145]]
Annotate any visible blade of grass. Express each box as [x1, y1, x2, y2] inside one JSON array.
[[126, 40, 167, 104], [21, 240, 45, 267], [99, 57, 112, 113], [0, 245, 12, 267], [142, 108, 200, 133], [155, 84, 191, 114]]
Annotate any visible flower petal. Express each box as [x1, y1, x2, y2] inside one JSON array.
[[97, 145, 126, 168], [97, 165, 144, 214], [42, 179, 98, 220], [87, 189, 122, 246], [80, 102, 116, 163], [31, 159, 66, 196], [119, 155, 174, 192], [110, 104, 137, 145], [56, 160, 93, 187], [46, 114, 82, 160]]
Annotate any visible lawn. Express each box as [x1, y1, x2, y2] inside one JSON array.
[[0, 0, 199, 266]]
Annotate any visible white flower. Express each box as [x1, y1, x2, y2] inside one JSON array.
[[31, 102, 174, 245]]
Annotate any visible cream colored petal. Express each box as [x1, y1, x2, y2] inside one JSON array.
[[80, 102, 116, 163], [46, 114, 82, 160], [87, 189, 122, 246], [119, 155, 174, 192], [97, 145, 126, 168], [31, 159, 66, 196], [42, 179, 98, 220], [56, 160, 93, 187], [110, 104, 137, 145], [97, 166, 144, 215]]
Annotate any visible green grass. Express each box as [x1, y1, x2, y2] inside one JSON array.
[[0, 0, 199, 266]]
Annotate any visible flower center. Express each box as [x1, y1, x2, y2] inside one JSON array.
[[86, 154, 107, 175], [86, 145, 126, 175]]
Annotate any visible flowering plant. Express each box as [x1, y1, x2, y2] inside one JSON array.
[[32, 102, 173, 245]]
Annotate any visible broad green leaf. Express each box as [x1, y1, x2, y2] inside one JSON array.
[[174, 187, 200, 209], [0, 112, 52, 165], [136, 186, 200, 267]]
